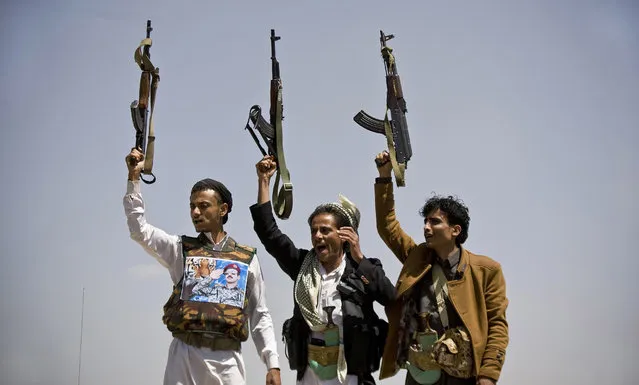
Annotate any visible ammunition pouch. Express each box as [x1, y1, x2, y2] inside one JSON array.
[[432, 327, 474, 379], [282, 316, 308, 371], [344, 317, 388, 375], [339, 272, 389, 375]]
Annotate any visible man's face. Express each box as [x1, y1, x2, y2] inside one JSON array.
[[190, 189, 228, 233], [310, 213, 344, 265], [225, 269, 239, 286], [423, 209, 460, 250]]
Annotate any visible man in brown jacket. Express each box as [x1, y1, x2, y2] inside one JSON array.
[[373, 151, 509, 385]]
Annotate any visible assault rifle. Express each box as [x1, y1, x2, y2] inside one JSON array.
[[354, 30, 412, 187], [243, 29, 293, 219], [130, 20, 160, 184]]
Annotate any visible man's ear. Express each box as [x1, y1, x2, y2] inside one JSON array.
[[219, 202, 229, 218], [452, 224, 462, 238]]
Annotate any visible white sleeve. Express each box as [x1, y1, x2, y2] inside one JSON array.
[[246, 253, 280, 370], [123, 180, 183, 284]]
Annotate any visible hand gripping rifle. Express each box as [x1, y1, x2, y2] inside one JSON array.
[[354, 30, 412, 187], [130, 20, 160, 184], [243, 29, 293, 219]]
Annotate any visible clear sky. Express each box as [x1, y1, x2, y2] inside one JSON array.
[[1, 1, 638, 385]]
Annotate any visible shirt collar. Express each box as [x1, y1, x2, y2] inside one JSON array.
[[319, 253, 347, 279], [204, 232, 229, 251], [437, 248, 461, 270]]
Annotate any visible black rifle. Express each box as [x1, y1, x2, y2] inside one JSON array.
[[243, 29, 293, 219], [354, 30, 412, 187], [130, 20, 160, 184]]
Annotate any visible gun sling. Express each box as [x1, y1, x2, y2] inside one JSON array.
[[382, 110, 407, 187], [244, 99, 293, 220], [270, 86, 293, 219]]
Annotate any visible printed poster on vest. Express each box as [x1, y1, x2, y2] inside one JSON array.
[[181, 256, 249, 309]]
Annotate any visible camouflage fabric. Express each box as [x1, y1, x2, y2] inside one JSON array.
[[431, 326, 474, 379], [162, 234, 255, 342]]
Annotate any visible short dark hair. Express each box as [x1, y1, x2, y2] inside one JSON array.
[[420, 195, 470, 245]]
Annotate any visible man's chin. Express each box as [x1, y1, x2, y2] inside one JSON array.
[[316, 251, 329, 261]]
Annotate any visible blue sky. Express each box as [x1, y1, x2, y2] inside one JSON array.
[[1, 1, 638, 384]]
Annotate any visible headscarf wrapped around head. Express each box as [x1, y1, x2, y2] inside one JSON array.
[[308, 193, 361, 232]]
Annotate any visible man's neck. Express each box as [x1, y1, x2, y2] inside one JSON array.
[[204, 229, 226, 245], [321, 254, 345, 274], [434, 243, 459, 261]]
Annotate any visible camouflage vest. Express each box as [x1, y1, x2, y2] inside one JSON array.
[[162, 234, 256, 342]]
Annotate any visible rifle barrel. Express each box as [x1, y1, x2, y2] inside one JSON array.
[[270, 29, 280, 78], [145, 20, 152, 58]]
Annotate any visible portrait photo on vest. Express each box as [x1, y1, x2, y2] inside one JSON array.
[[181, 257, 249, 308]]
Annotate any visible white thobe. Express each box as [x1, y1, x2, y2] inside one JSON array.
[[124, 180, 279, 385]]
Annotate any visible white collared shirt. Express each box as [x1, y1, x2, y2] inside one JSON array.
[[305, 256, 357, 385], [312, 255, 347, 339]]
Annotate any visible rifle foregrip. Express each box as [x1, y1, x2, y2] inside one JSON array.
[[269, 80, 281, 117], [138, 72, 151, 107], [353, 111, 386, 134]]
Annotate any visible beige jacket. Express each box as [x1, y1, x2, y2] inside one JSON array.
[[375, 181, 509, 382]]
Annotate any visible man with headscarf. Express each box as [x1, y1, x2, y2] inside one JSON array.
[[250, 155, 397, 385], [123, 148, 281, 385]]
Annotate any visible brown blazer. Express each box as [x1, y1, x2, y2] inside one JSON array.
[[375, 181, 509, 382]]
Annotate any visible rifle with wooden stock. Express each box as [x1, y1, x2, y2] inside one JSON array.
[[129, 20, 160, 184], [354, 30, 413, 187], [243, 29, 293, 219]]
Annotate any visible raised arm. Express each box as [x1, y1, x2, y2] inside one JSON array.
[[250, 155, 304, 280], [374, 151, 417, 264], [124, 148, 182, 283]]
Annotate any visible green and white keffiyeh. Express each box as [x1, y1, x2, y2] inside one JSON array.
[[295, 250, 348, 383]]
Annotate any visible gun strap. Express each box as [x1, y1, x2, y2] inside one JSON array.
[[271, 85, 293, 219], [383, 109, 406, 187], [382, 46, 395, 69], [134, 37, 160, 177]]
